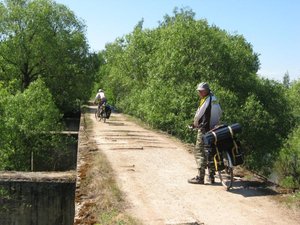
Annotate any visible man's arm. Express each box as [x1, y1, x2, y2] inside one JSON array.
[[94, 93, 100, 104]]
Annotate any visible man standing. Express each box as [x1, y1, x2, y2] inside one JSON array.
[[188, 82, 222, 184]]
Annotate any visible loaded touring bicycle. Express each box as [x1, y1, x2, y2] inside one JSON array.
[[95, 102, 112, 123], [202, 123, 244, 190]]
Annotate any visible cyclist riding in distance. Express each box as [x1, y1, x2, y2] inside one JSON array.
[[94, 89, 107, 113]]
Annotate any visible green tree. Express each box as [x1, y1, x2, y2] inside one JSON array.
[[0, 79, 64, 170], [100, 9, 260, 131], [0, 0, 98, 112], [287, 79, 300, 124], [274, 79, 300, 189], [283, 71, 290, 88], [0, 82, 10, 151], [238, 94, 277, 173]]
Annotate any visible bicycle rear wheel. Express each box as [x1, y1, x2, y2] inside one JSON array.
[[218, 151, 234, 190]]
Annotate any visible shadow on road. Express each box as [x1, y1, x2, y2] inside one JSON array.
[[105, 121, 125, 126], [228, 180, 278, 197]]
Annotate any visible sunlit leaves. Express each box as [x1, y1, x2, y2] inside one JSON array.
[[276, 126, 300, 189], [0, 79, 62, 170], [0, 0, 97, 112]]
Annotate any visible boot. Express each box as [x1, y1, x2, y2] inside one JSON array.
[[209, 171, 215, 184], [188, 169, 204, 184]]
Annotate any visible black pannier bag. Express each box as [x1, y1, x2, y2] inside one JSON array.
[[105, 105, 112, 119], [216, 137, 244, 166], [228, 139, 244, 166], [203, 124, 244, 168]]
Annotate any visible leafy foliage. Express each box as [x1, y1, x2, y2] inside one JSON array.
[[275, 126, 300, 189], [0, 77, 69, 171], [0, 0, 99, 112], [287, 80, 300, 124], [0, 0, 97, 170], [275, 79, 300, 188]]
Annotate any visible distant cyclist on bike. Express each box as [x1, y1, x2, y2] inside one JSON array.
[[188, 82, 222, 184], [94, 89, 107, 114]]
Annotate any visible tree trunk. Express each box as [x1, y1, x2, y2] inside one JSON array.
[[21, 62, 31, 91]]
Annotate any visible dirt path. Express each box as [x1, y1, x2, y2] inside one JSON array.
[[89, 107, 300, 225]]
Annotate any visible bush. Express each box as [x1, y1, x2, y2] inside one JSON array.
[[275, 126, 300, 189], [0, 79, 68, 171]]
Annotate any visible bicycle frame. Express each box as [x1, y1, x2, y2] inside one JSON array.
[[95, 103, 107, 122], [205, 143, 234, 190]]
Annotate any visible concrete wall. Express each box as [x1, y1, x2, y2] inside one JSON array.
[[0, 181, 75, 225], [0, 113, 82, 225]]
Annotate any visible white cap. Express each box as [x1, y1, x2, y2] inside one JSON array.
[[197, 82, 210, 91]]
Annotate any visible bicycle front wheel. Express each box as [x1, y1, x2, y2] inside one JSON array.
[[95, 109, 101, 121], [103, 112, 107, 123], [218, 151, 234, 190]]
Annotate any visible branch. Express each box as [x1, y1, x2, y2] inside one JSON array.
[[0, 52, 19, 67]]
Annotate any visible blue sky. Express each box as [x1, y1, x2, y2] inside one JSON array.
[[56, 0, 300, 82]]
